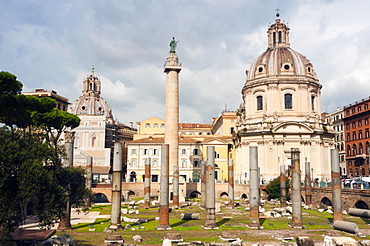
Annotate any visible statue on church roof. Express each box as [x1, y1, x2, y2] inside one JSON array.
[[169, 37, 179, 51]]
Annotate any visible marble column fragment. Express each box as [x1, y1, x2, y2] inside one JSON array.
[[109, 142, 123, 229], [144, 158, 151, 209], [331, 149, 343, 222]]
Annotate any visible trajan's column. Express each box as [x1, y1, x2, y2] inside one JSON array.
[[164, 37, 181, 208]]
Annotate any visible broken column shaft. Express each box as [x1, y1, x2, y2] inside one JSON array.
[[331, 149, 343, 222], [109, 142, 122, 229], [58, 131, 75, 231], [173, 165, 179, 208], [200, 160, 206, 208], [280, 165, 287, 208], [249, 146, 260, 228], [144, 158, 151, 209], [291, 148, 303, 228], [157, 144, 171, 230], [305, 161, 312, 205], [86, 156, 93, 207], [203, 146, 217, 229], [227, 159, 234, 208]]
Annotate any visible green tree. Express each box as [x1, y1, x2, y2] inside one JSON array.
[[265, 176, 291, 200], [0, 71, 85, 242]]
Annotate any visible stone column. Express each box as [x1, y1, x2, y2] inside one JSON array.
[[203, 146, 217, 229], [109, 142, 122, 229], [173, 165, 179, 208], [164, 47, 182, 209], [291, 148, 303, 228], [227, 159, 234, 208], [305, 162, 312, 205], [200, 160, 206, 208], [249, 146, 260, 229], [58, 131, 75, 231], [144, 158, 151, 209], [157, 144, 172, 230], [331, 149, 343, 222], [86, 156, 93, 207], [280, 165, 287, 208]]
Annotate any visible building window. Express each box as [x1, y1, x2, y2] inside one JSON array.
[[352, 122, 356, 128], [153, 149, 158, 155], [366, 118, 369, 125], [131, 149, 137, 155], [358, 106, 362, 112], [131, 160, 137, 167], [352, 108, 355, 114], [181, 149, 186, 155], [181, 160, 187, 168], [366, 130, 369, 138], [145, 123, 150, 128], [153, 160, 158, 168], [193, 149, 199, 155], [230, 127, 234, 134], [144, 149, 149, 155], [154, 123, 158, 128], [257, 96, 263, 111], [347, 134, 350, 141], [161, 124, 165, 128], [365, 104, 369, 110], [152, 175, 158, 182], [359, 120, 362, 127], [193, 160, 200, 167], [359, 131, 363, 139], [311, 95, 315, 110], [346, 124, 350, 130], [214, 151, 220, 158], [353, 132, 356, 141], [284, 93, 293, 109], [192, 171, 200, 183]]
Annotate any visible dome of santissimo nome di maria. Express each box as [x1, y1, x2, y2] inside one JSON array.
[[245, 18, 319, 86]]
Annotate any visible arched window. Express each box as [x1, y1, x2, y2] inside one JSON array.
[[278, 31, 282, 43], [257, 96, 263, 110], [311, 95, 315, 110], [359, 143, 363, 154], [91, 136, 96, 147], [353, 132, 356, 140], [353, 145, 357, 155], [347, 145, 351, 156], [284, 93, 293, 109]]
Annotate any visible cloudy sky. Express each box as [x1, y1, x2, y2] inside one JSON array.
[[1, 0, 370, 126]]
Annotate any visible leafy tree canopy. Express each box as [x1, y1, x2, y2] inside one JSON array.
[[0, 71, 85, 243], [265, 176, 291, 201]]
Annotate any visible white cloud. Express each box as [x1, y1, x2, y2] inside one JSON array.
[[2, 0, 370, 124]]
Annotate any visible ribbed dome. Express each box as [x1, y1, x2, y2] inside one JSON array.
[[247, 47, 318, 81], [68, 72, 113, 119]]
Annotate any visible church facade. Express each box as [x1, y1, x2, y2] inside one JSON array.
[[68, 69, 135, 183], [234, 16, 334, 183]]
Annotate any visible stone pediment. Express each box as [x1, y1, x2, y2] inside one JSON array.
[[203, 139, 229, 145], [272, 121, 314, 134]]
